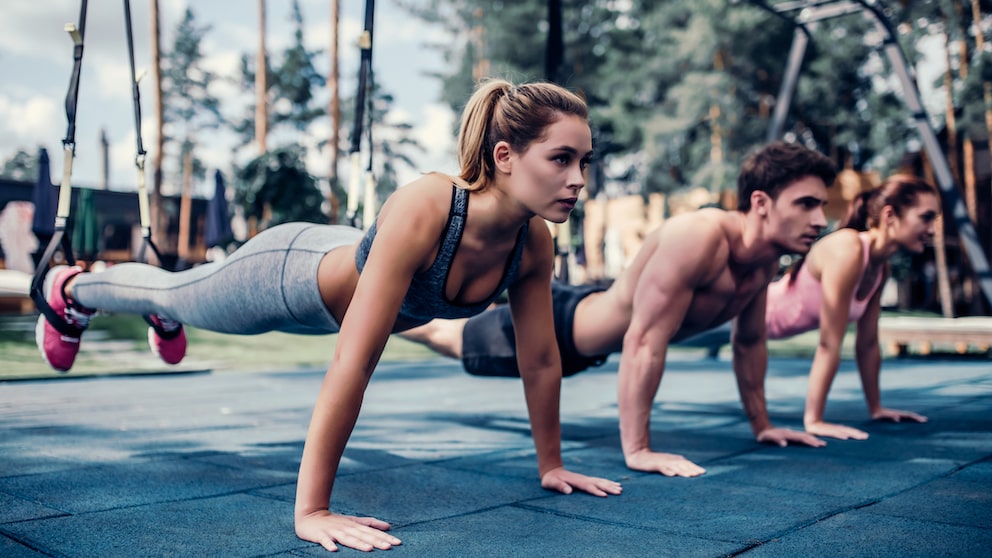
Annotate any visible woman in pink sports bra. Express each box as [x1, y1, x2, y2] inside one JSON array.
[[767, 174, 940, 441]]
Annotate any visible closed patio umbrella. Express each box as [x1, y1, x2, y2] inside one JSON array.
[[71, 187, 99, 261], [31, 148, 56, 242], [204, 169, 232, 249]]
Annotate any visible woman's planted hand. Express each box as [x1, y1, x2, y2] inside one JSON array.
[[624, 449, 706, 478], [804, 420, 869, 440], [540, 467, 623, 497], [296, 509, 401, 552], [872, 407, 928, 423]]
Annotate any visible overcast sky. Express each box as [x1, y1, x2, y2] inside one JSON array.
[[1, 1, 952, 200], [0, 0, 457, 196]]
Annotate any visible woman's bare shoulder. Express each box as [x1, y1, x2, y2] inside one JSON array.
[[812, 227, 862, 258], [382, 173, 456, 212], [372, 174, 460, 239], [808, 227, 863, 276]]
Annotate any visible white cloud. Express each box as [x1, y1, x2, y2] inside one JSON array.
[[0, 96, 62, 155], [396, 102, 456, 186], [0, 0, 90, 63]]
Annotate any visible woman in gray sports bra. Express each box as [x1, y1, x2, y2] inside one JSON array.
[[36, 78, 621, 552]]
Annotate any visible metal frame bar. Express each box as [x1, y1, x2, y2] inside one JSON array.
[[765, 0, 992, 308]]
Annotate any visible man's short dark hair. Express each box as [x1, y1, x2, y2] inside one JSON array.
[[737, 142, 837, 211]]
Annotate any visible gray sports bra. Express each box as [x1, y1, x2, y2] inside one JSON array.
[[354, 185, 528, 325]]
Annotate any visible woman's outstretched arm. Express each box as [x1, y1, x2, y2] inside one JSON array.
[[508, 218, 622, 497], [803, 232, 868, 440], [855, 274, 927, 424], [294, 182, 447, 552]]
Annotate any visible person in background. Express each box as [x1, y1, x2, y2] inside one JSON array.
[[767, 174, 940, 440]]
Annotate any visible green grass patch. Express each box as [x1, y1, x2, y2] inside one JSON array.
[[3, 309, 982, 381]]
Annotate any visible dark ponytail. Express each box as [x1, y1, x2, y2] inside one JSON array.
[[841, 189, 876, 232], [839, 174, 937, 230]]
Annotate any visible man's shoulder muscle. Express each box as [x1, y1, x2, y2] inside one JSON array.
[[650, 210, 731, 278]]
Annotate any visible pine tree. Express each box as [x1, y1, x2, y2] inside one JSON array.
[[160, 7, 223, 191], [160, 7, 223, 258], [0, 149, 38, 181]]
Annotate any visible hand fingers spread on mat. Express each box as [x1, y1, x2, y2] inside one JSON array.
[[297, 511, 401, 553], [805, 421, 869, 441], [757, 427, 827, 448], [872, 407, 928, 423], [624, 450, 707, 478], [541, 467, 624, 497]]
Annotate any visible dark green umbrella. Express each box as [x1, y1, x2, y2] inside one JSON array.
[[72, 187, 99, 261]]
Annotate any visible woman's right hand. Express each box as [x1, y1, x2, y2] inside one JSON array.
[[296, 509, 401, 552], [804, 420, 869, 441], [871, 407, 927, 424]]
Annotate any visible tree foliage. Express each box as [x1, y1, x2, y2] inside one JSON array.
[[0, 149, 39, 181], [160, 8, 223, 187], [234, 146, 328, 227], [233, 0, 327, 149], [400, 0, 990, 198]]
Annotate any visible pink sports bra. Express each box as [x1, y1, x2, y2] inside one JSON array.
[[765, 232, 883, 340]]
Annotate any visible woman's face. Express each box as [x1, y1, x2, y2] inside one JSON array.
[[504, 114, 592, 223], [890, 192, 940, 253]]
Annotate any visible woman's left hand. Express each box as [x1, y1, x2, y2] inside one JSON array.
[[540, 467, 623, 497], [871, 407, 928, 423]]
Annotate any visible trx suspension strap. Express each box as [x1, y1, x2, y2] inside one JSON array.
[[30, 0, 89, 337], [123, 0, 164, 266], [346, 0, 375, 228]]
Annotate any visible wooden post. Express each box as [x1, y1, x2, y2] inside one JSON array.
[[177, 150, 193, 262], [256, 0, 268, 154], [328, 0, 341, 223]]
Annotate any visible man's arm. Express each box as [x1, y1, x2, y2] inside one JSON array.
[[616, 219, 714, 478], [733, 287, 825, 448]]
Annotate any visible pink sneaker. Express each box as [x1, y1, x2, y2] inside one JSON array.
[[146, 314, 187, 365], [35, 265, 94, 372]]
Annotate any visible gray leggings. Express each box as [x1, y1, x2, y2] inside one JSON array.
[[73, 223, 363, 335]]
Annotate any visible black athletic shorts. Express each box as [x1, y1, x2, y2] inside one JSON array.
[[461, 282, 609, 378]]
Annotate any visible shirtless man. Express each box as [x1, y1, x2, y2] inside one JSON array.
[[402, 141, 835, 477]]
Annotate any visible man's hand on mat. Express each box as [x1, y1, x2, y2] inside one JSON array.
[[296, 510, 401, 552], [756, 427, 827, 448], [540, 467, 623, 497], [872, 407, 928, 423], [805, 420, 869, 440], [624, 449, 706, 478]]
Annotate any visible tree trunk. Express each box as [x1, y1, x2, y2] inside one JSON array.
[[972, 0, 992, 307], [471, 7, 489, 80], [923, 155, 955, 317], [255, 0, 268, 154], [953, 5, 981, 313], [710, 49, 725, 185], [941, 26, 961, 187], [934, 16, 969, 313], [150, 0, 166, 260], [177, 149, 193, 264], [328, 0, 340, 223]]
